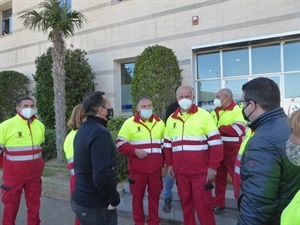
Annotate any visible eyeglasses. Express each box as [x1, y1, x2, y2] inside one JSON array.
[[244, 99, 256, 105]]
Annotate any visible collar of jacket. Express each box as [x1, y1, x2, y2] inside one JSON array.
[[248, 107, 286, 131], [86, 115, 108, 127], [214, 101, 236, 114], [171, 103, 198, 119], [17, 112, 37, 122], [133, 112, 161, 123]]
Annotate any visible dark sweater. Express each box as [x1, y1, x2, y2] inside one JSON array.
[[72, 116, 120, 208]]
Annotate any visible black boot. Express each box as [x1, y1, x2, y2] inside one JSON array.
[[162, 198, 172, 213]]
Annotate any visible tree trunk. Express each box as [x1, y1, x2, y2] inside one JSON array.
[[52, 32, 66, 163]]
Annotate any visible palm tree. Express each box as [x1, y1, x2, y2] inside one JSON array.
[[19, 0, 87, 163]]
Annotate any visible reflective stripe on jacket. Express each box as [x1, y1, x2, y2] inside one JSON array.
[[233, 128, 254, 199], [211, 102, 246, 156], [63, 129, 78, 176], [0, 114, 45, 181], [164, 104, 223, 175], [116, 113, 165, 173]]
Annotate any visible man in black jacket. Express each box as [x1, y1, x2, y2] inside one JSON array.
[[238, 77, 300, 225], [71, 91, 120, 225]]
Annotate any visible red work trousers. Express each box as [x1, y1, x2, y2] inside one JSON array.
[[1, 177, 42, 225], [69, 175, 80, 225], [214, 154, 236, 207], [176, 173, 215, 225], [129, 170, 163, 225]]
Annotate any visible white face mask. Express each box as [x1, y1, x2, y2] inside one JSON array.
[[140, 109, 153, 119], [213, 98, 222, 107], [21, 108, 35, 119], [178, 98, 192, 110]]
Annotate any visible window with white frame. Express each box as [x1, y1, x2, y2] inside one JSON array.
[[195, 34, 300, 113]]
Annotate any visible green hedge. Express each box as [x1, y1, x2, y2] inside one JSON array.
[[0, 70, 29, 122], [108, 116, 129, 182], [43, 129, 57, 161], [33, 47, 95, 129]]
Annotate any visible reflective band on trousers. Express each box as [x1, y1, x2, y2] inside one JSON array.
[[5, 152, 42, 161]]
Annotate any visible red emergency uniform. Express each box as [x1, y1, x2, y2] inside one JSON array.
[[164, 104, 223, 225], [63, 129, 80, 225], [116, 113, 165, 225], [211, 101, 246, 208], [0, 114, 45, 225], [233, 128, 253, 199]]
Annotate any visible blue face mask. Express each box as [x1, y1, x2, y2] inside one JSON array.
[[140, 109, 153, 119]]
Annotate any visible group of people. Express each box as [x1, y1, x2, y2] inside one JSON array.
[[0, 77, 299, 225]]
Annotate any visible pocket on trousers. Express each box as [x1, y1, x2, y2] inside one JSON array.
[[1, 187, 15, 204]]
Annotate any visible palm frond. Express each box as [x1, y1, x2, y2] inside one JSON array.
[[18, 0, 87, 40]]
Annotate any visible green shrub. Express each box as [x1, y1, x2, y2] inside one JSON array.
[[43, 129, 57, 161], [131, 44, 182, 121], [33, 47, 95, 129], [108, 116, 129, 182], [0, 70, 29, 122]]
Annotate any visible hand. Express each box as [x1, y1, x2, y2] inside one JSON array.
[[206, 168, 217, 182], [107, 204, 116, 210], [167, 166, 175, 179], [135, 149, 147, 159]]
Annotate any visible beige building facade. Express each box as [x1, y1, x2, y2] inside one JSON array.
[[0, 0, 299, 116]]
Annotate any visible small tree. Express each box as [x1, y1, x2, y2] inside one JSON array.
[[33, 47, 95, 130], [131, 45, 182, 120], [0, 71, 29, 122]]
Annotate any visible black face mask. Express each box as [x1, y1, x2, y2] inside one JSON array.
[[242, 102, 254, 122], [106, 108, 114, 120]]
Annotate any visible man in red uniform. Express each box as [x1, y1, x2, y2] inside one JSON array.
[[164, 85, 223, 225], [116, 97, 165, 225], [211, 88, 246, 214], [0, 97, 45, 225]]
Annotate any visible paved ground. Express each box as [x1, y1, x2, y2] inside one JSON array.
[[0, 194, 185, 225], [0, 194, 238, 225], [0, 195, 137, 225]]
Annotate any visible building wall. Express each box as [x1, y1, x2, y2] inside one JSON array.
[[0, 0, 299, 115]]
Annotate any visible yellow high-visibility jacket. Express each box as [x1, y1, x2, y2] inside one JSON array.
[[281, 190, 300, 224], [0, 114, 45, 181], [211, 102, 246, 156], [164, 104, 223, 175], [63, 129, 78, 176], [116, 113, 165, 173]]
